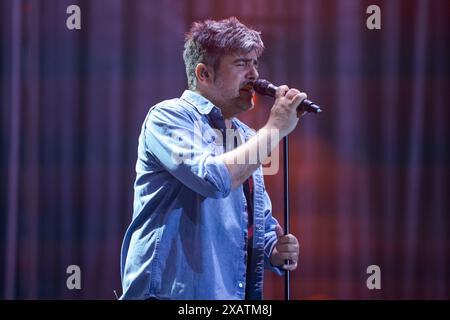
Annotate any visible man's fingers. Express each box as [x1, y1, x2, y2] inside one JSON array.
[[275, 224, 284, 239], [277, 234, 298, 244], [275, 85, 289, 98], [275, 252, 298, 262], [290, 92, 307, 108], [297, 109, 308, 118], [282, 262, 298, 271], [275, 243, 298, 253], [284, 88, 301, 100]]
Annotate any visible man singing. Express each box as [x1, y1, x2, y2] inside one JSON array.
[[120, 17, 305, 300]]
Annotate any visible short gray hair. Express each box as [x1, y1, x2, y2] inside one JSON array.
[[183, 17, 264, 90]]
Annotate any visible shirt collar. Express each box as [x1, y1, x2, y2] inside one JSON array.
[[181, 90, 244, 131], [181, 90, 219, 115]]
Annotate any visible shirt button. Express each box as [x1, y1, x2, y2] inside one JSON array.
[[238, 283, 243, 288]]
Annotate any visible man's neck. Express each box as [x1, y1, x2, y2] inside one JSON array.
[[194, 89, 234, 128], [224, 119, 233, 129]]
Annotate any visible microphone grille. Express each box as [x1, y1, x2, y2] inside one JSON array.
[[253, 79, 276, 97]]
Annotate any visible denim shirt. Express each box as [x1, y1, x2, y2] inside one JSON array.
[[120, 90, 283, 300]]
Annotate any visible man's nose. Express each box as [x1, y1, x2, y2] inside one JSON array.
[[247, 66, 259, 81]]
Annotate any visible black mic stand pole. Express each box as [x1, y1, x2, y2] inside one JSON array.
[[283, 135, 290, 301], [252, 79, 323, 300]]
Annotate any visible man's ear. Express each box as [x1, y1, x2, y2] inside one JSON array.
[[195, 63, 213, 85]]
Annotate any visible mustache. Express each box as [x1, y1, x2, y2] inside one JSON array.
[[240, 81, 255, 90]]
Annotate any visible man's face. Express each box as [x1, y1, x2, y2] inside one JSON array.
[[205, 51, 259, 117]]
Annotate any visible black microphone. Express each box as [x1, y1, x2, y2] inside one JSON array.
[[253, 79, 323, 113]]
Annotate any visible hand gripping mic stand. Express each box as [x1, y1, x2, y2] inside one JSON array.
[[253, 79, 322, 300]]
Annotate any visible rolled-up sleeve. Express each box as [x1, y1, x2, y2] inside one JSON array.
[[144, 104, 231, 199]]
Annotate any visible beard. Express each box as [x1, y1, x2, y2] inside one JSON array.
[[210, 80, 255, 116], [237, 93, 254, 111], [237, 87, 255, 111]]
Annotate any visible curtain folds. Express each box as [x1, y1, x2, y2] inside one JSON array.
[[1, 0, 449, 299]]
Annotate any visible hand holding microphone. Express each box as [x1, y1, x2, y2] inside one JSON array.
[[253, 79, 323, 113], [259, 84, 305, 138]]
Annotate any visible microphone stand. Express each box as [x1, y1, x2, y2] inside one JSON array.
[[283, 135, 290, 300], [253, 79, 322, 300]]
